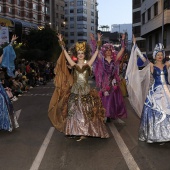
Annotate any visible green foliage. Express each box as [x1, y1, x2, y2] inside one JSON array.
[[21, 28, 61, 61]]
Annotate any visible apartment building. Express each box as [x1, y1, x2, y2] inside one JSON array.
[[141, 0, 170, 57], [45, 0, 65, 33], [64, 0, 98, 48], [0, 0, 65, 39], [132, 0, 146, 52]]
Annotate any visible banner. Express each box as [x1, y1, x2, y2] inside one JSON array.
[[0, 26, 9, 45]]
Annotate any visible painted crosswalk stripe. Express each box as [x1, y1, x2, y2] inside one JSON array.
[[109, 123, 140, 170], [29, 127, 55, 170]]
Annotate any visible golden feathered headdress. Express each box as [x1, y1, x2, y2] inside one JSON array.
[[75, 42, 86, 52]]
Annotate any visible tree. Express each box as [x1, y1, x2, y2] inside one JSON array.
[[22, 28, 61, 61]]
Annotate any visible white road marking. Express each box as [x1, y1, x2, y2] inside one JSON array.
[[29, 127, 55, 170], [109, 123, 140, 170]]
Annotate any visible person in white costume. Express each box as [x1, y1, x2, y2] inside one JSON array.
[[126, 35, 170, 143]]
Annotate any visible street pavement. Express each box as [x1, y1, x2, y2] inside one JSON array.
[[0, 79, 170, 170]]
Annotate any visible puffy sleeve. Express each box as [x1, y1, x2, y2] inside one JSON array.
[[125, 45, 150, 117]]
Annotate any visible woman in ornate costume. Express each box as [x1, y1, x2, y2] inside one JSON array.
[[48, 33, 109, 141], [90, 34, 127, 123], [126, 35, 170, 143], [0, 35, 19, 131]]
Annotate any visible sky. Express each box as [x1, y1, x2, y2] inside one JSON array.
[[97, 0, 132, 29]]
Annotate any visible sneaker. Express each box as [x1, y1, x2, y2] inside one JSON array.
[[30, 86, 33, 89], [18, 94, 22, 97]]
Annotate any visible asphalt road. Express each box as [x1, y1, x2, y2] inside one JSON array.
[[0, 80, 170, 170]]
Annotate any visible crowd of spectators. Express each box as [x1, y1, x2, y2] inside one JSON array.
[[0, 59, 55, 102]]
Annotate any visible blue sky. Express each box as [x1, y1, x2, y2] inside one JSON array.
[[97, 0, 132, 28]]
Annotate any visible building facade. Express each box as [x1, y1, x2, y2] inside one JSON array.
[[141, 0, 170, 57], [45, 0, 65, 33], [64, 0, 98, 48], [0, 0, 65, 39], [132, 0, 146, 52]]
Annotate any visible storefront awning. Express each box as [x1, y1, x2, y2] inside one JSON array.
[[10, 18, 38, 29], [0, 17, 14, 27]]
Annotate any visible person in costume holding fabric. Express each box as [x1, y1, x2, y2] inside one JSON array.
[[90, 34, 127, 123], [0, 35, 19, 132], [48, 33, 109, 141], [126, 35, 170, 143]]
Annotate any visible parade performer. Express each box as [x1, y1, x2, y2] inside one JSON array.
[[90, 34, 127, 123], [48, 33, 109, 141], [0, 35, 19, 131], [126, 35, 170, 143]]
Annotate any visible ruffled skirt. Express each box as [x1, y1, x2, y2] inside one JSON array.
[[139, 84, 170, 143], [101, 86, 127, 119], [64, 89, 109, 138]]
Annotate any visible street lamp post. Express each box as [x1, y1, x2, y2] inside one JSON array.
[[162, 0, 164, 44]]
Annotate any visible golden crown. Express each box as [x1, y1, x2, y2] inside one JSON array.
[[75, 42, 86, 52]]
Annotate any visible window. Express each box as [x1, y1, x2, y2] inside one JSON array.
[[70, 24, 74, 28], [164, 0, 170, 9], [70, 17, 74, 21], [154, 2, 158, 16], [91, 11, 94, 16], [91, 4, 94, 9], [77, 24, 87, 29], [70, 40, 74, 43], [70, 9, 74, 13], [42, 6, 45, 12], [77, 1, 87, 6], [149, 35, 152, 51], [148, 8, 151, 21], [33, 14, 37, 20], [163, 29, 167, 48], [56, 13, 58, 18], [133, 26, 140, 37], [91, 19, 94, 23], [70, 32, 74, 36], [8, 7, 12, 13], [155, 32, 159, 44], [17, 0, 21, 6], [70, 1, 74, 6], [25, 2, 29, 8], [17, 10, 21, 16], [77, 9, 87, 14], [61, 14, 64, 19], [77, 16, 87, 21], [91, 26, 94, 31], [133, 11, 141, 23], [142, 13, 145, 24], [33, 4, 38, 10], [25, 12, 29, 17], [0, 6, 2, 12], [78, 32, 87, 36]]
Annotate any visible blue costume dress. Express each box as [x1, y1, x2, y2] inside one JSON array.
[[139, 65, 170, 143], [0, 44, 19, 132]]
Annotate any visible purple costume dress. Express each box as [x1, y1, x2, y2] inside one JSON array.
[[94, 57, 127, 119], [90, 40, 127, 119]]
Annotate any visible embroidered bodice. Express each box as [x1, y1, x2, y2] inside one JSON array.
[[153, 65, 169, 88], [71, 64, 91, 95]]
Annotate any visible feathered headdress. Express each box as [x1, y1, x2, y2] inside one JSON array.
[[75, 42, 86, 52], [153, 43, 165, 59]]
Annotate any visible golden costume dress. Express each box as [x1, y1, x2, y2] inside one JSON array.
[[48, 52, 109, 138]]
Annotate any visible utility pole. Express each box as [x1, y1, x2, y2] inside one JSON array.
[[162, 0, 164, 44]]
